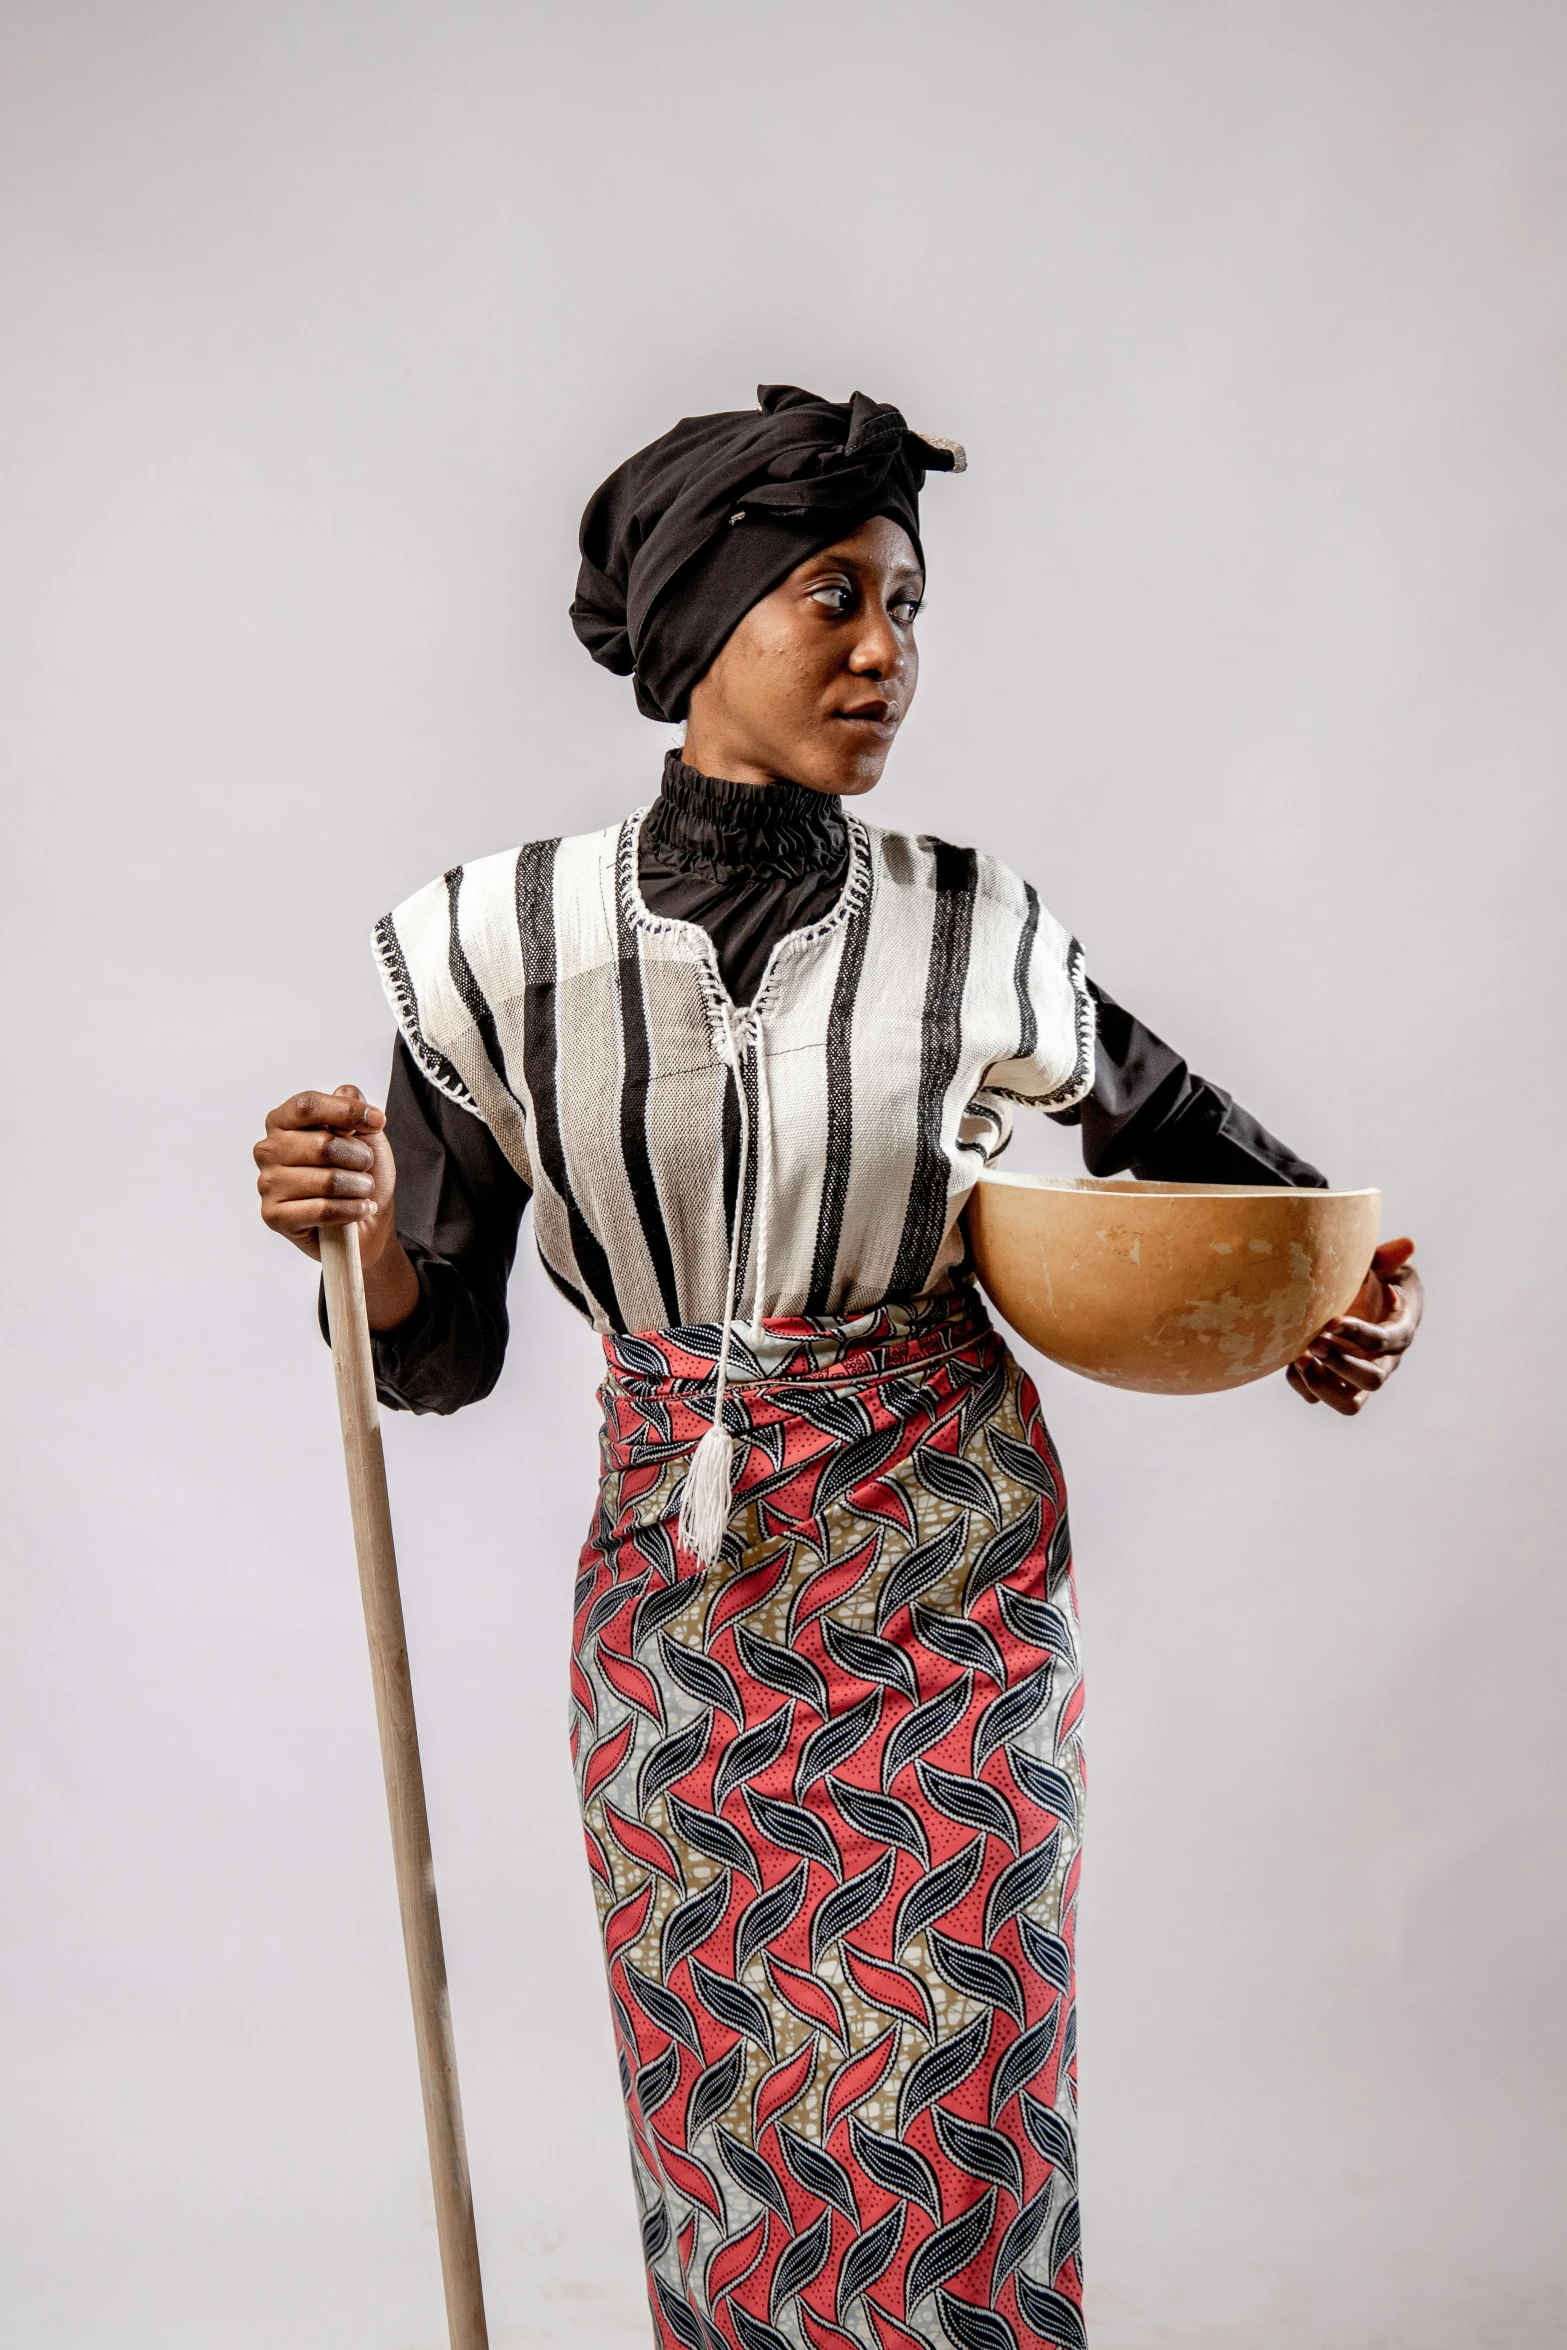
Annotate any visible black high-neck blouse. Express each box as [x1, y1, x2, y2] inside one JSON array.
[[639, 753, 850, 1007], [354, 754, 1326, 1413]]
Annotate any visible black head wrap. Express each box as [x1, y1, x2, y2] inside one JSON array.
[[570, 384, 965, 723]]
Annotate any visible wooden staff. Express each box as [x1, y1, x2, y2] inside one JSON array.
[[319, 1220, 489, 2350]]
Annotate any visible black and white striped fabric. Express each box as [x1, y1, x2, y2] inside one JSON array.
[[373, 808, 1095, 1335]]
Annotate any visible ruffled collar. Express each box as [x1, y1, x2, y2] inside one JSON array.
[[641, 749, 847, 881]]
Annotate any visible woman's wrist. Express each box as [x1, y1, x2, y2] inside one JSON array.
[[361, 1231, 421, 1332]]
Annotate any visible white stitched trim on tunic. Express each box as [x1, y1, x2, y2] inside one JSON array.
[[985, 935, 1095, 1112], [614, 803, 874, 1035], [371, 909, 487, 1119]]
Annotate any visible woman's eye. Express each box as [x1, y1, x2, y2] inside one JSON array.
[[891, 599, 922, 626], [810, 583, 852, 613]]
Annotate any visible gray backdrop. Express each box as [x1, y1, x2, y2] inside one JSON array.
[[2, 5, 1562, 2346]]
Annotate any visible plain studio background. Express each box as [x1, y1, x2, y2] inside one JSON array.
[[1, 5, 1562, 2346]]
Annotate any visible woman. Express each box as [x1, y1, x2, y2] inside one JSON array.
[[254, 386, 1421, 2350]]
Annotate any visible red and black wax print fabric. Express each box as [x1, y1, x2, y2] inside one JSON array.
[[572, 1289, 1088, 2350]]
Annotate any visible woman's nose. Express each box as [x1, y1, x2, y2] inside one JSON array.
[[847, 606, 902, 678]]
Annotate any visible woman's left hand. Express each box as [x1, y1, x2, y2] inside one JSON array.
[[1286, 1237, 1424, 1415]]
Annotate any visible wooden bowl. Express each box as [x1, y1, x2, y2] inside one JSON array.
[[967, 1173, 1381, 1395]]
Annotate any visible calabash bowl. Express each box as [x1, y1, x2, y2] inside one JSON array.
[[967, 1172, 1381, 1395]]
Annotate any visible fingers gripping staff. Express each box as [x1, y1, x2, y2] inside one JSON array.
[[319, 1221, 489, 2350]]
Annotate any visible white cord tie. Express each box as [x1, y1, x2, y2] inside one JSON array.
[[678, 1000, 769, 1568]]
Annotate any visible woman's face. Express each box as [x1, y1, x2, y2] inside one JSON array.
[[681, 515, 923, 794]]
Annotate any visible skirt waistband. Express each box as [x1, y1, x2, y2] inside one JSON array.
[[600, 1283, 994, 1395]]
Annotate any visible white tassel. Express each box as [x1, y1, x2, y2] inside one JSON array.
[[678, 1418, 735, 1567], [678, 997, 761, 1569]]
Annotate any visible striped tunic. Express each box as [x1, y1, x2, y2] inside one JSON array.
[[373, 807, 1094, 1335]]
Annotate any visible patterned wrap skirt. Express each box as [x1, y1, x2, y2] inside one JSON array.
[[572, 1287, 1087, 2350]]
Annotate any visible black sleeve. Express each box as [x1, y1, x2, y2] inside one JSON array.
[[1046, 982, 1329, 1189], [318, 1037, 531, 1413]]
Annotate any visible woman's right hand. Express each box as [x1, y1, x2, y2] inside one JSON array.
[[253, 1084, 397, 1265]]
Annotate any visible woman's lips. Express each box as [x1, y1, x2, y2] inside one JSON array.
[[835, 701, 898, 730]]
